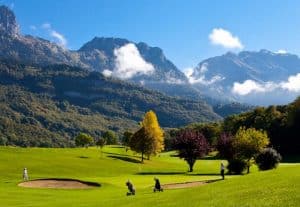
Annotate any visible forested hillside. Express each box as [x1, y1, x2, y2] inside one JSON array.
[[0, 60, 220, 147]]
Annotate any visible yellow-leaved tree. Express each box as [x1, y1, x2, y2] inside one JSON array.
[[233, 127, 270, 173], [142, 110, 164, 156], [130, 110, 164, 162]]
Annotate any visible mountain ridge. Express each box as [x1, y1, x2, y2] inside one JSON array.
[[0, 5, 253, 113], [188, 49, 300, 105], [0, 59, 221, 146]]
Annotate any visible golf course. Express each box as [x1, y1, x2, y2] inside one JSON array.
[[0, 146, 299, 207]]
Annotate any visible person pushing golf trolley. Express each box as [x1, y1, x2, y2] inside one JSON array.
[[153, 177, 163, 192], [126, 180, 136, 196]]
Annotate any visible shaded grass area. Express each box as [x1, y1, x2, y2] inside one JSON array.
[[0, 146, 299, 207], [281, 155, 300, 163], [107, 155, 141, 164]]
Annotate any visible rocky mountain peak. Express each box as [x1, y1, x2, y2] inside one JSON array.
[[0, 5, 19, 37], [78, 37, 130, 53]]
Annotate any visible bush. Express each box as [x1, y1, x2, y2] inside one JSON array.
[[75, 133, 94, 147], [96, 138, 106, 148], [0, 137, 8, 145], [103, 130, 118, 145], [227, 159, 247, 174], [255, 148, 282, 170]]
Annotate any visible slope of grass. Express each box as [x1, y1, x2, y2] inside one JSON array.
[[0, 146, 299, 207]]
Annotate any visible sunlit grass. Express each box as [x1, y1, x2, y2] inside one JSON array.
[[0, 146, 299, 207]]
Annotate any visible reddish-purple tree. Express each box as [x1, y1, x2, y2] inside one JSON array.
[[216, 133, 235, 160], [173, 129, 209, 172]]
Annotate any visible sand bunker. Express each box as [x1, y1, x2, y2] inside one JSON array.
[[162, 180, 218, 189], [18, 178, 100, 189]]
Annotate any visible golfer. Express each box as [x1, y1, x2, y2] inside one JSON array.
[[220, 162, 225, 180], [23, 168, 29, 181]]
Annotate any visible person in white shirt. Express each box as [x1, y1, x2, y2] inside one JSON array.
[[23, 168, 29, 181], [220, 162, 225, 180]]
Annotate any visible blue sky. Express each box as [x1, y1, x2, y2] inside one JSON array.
[[1, 0, 300, 70]]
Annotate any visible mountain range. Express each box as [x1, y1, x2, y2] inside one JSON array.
[[0, 59, 222, 146], [1, 5, 300, 146], [188, 50, 300, 105], [2, 5, 299, 107]]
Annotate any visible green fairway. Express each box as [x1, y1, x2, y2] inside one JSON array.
[[0, 146, 299, 207]]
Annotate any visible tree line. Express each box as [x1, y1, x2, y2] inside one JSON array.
[[75, 105, 290, 174]]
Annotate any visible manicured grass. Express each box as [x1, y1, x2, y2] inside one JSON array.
[[0, 146, 299, 207]]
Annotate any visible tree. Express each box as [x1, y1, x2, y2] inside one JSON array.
[[142, 110, 164, 156], [227, 159, 247, 174], [95, 138, 106, 149], [255, 148, 282, 170], [129, 127, 153, 162], [216, 132, 235, 160], [173, 129, 209, 172], [233, 127, 269, 173], [103, 130, 118, 145], [0, 137, 7, 146], [192, 122, 222, 145], [216, 132, 245, 174], [286, 97, 300, 154], [129, 110, 164, 162], [122, 131, 133, 151], [75, 133, 94, 148]]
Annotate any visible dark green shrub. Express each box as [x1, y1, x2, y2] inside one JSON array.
[[103, 130, 118, 145], [96, 138, 106, 148], [75, 133, 94, 148], [255, 148, 282, 170], [227, 159, 247, 174], [0, 137, 7, 145]]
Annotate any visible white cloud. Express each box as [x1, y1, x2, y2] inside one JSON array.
[[108, 43, 154, 79], [232, 80, 269, 95], [275, 49, 287, 54], [199, 63, 208, 73], [209, 28, 244, 49], [102, 69, 112, 77], [50, 30, 67, 47], [232, 73, 300, 96], [280, 73, 300, 92], [183, 67, 224, 85], [140, 80, 145, 85], [195, 75, 225, 85], [165, 75, 184, 84], [183, 67, 194, 78], [41, 23, 67, 47]]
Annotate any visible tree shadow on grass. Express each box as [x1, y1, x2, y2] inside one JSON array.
[[199, 156, 221, 160], [78, 156, 89, 159], [136, 172, 186, 175], [108, 146, 125, 148], [202, 178, 223, 183], [103, 151, 141, 159], [107, 155, 141, 164], [136, 172, 231, 176], [188, 173, 223, 176]]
